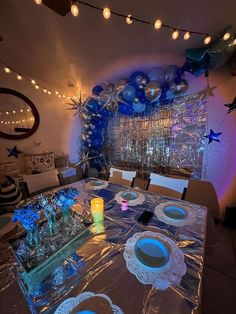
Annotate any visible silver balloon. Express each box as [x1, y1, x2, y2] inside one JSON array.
[[170, 79, 189, 96], [144, 81, 162, 101], [115, 78, 128, 92], [160, 65, 178, 83]]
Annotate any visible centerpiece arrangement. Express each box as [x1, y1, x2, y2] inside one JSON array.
[[10, 187, 92, 292]]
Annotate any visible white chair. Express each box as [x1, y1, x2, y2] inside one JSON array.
[[108, 167, 136, 187], [23, 169, 60, 195], [148, 172, 189, 199]]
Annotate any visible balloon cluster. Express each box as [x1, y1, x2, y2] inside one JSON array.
[[80, 65, 189, 171], [184, 26, 236, 77]]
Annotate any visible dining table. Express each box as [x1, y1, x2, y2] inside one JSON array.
[[0, 177, 208, 314]]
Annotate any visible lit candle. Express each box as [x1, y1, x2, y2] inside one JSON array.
[[121, 200, 128, 211], [90, 197, 104, 223]]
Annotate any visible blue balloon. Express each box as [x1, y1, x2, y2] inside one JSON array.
[[133, 101, 146, 113], [147, 67, 162, 81], [136, 89, 147, 103], [86, 98, 99, 113], [129, 71, 149, 88], [91, 135, 103, 149], [99, 107, 112, 117], [118, 102, 133, 115], [122, 84, 137, 101], [91, 117, 108, 128], [92, 85, 103, 96]]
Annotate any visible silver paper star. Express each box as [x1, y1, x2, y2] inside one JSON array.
[[76, 152, 97, 173], [66, 91, 87, 116], [100, 84, 129, 112]]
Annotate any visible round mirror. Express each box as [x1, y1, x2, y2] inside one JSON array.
[[0, 88, 40, 140]]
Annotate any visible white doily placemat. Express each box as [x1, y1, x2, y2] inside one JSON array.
[[123, 231, 186, 290], [114, 190, 145, 206], [85, 180, 109, 190], [54, 291, 123, 314], [154, 201, 197, 227]]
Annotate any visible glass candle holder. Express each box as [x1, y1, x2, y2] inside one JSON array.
[[121, 200, 128, 211], [90, 198, 104, 223]]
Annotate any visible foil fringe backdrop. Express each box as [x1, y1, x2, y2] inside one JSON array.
[[105, 90, 208, 178]]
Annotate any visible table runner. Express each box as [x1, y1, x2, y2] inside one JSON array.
[[0, 178, 207, 314]]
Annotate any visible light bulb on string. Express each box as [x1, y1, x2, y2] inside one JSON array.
[[31, 79, 36, 85], [43, 89, 47, 93], [6, 112, 9, 115], [34, 0, 42, 5], [13, 110, 16, 114], [62, 94, 65, 98], [126, 15, 133, 25], [154, 19, 162, 30], [48, 91, 51, 95], [223, 32, 230, 41], [172, 29, 179, 40], [20, 109, 23, 112], [204, 35, 211, 44], [16, 74, 22, 80], [184, 31, 190, 40], [71, 3, 79, 17], [35, 85, 39, 89], [58, 95, 61, 98], [4, 66, 11, 73], [55, 91, 59, 95], [103, 7, 111, 19]]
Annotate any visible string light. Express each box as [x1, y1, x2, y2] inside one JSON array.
[[12, 110, 16, 114], [184, 31, 190, 40], [126, 15, 133, 25], [172, 29, 179, 40], [223, 32, 231, 41], [6, 112, 9, 115], [71, 3, 79, 17], [204, 35, 211, 44], [0, 62, 76, 99], [16, 74, 22, 80], [4, 66, 11, 73], [103, 7, 111, 19], [34, 0, 42, 4], [154, 19, 162, 30]]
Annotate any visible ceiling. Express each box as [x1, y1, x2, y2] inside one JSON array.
[[0, 0, 235, 96]]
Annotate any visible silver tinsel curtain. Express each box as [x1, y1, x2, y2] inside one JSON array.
[[104, 91, 208, 178]]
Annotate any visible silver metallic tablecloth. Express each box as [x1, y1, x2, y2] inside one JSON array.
[[0, 178, 207, 314]]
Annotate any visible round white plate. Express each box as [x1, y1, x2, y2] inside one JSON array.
[[54, 292, 123, 314], [115, 190, 145, 206], [154, 202, 196, 227], [85, 180, 109, 190], [124, 231, 186, 290]]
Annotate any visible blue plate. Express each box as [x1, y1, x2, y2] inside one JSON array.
[[163, 205, 187, 220], [91, 181, 104, 187], [121, 191, 138, 201], [134, 237, 171, 268]]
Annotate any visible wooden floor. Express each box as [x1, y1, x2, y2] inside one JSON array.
[[202, 223, 236, 314]]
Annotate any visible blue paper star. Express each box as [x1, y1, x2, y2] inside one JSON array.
[[6, 146, 22, 158], [204, 129, 222, 144], [224, 97, 236, 114]]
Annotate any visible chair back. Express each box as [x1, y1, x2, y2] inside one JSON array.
[[149, 172, 189, 194], [184, 179, 220, 218], [23, 169, 59, 195], [108, 168, 136, 187], [131, 177, 150, 190], [148, 184, 183, 199]]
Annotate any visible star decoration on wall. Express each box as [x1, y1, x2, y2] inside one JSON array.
[[224, 97, 236, 114], [202, 83, 217, 98], [204, 129, 222, 144], [100, 85, 128, 112], [66, 91, 87, 116], [76, 152, 97, 172], [6, 146, 22, 158]]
